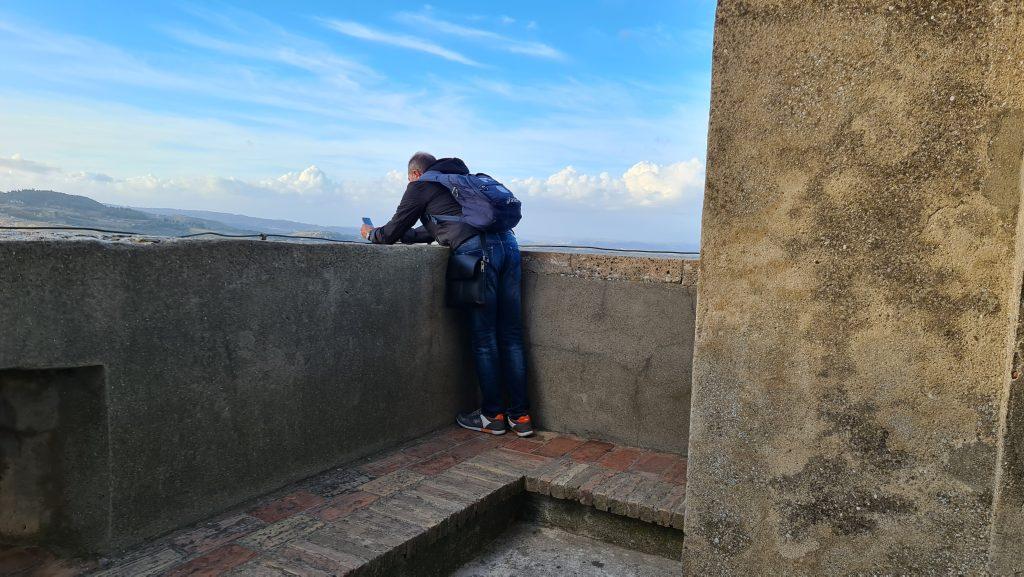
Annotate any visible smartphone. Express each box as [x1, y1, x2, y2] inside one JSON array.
[[362, 217, 374, 227]]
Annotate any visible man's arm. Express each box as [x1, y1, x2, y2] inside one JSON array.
[[400, 225, 433, 244], [368, 183, 427, 244]]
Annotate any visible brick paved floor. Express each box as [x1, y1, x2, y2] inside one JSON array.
[[0, 428, 687, 577]]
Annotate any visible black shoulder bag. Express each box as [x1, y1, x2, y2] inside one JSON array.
[[446, 234, 488, 308]]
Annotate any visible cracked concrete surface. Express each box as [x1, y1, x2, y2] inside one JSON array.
[[451, 523, 680, 577]]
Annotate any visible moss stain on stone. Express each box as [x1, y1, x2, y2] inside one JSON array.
[[775, 456, 914, 539]]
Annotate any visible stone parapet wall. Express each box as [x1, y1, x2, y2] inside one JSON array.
[[0, 240, 696, 553], [521, 250, 697, 454], [0, 239, 473, 552]]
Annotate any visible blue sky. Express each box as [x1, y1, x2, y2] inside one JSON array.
[[0, 1, 716, 247]]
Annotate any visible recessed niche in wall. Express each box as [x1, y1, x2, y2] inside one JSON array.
[[0, 366, 109, 553]]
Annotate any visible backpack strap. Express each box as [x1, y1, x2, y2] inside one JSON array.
[[418, 171, 449, 186], [430, 214, 463, 223], [420, 171, 465, 225]]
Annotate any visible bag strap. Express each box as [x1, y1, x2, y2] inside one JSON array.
[[450, 233, 489, 265], [417, 170, 446, 181], [430, 214, 462, 223], [421, 171, 461, 225]]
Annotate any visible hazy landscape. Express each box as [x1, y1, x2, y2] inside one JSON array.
[[0, 189, 362, 240], [0, 189, 698, 252]]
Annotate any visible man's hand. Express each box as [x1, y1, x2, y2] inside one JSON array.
[[361, 223, 374, 241]]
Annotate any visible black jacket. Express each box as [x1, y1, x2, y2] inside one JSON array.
[[368, 157, 480, 248]]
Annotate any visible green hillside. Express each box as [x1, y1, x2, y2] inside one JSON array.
[[0, 190, 256, 236]]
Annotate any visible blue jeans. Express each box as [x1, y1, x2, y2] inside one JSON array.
[[453, 231, 529, 419]]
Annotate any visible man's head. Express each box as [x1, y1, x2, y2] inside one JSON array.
[[407, 151, 436, 182]]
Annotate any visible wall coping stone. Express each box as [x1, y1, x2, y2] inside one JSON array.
[[522, 249, 699, 286]]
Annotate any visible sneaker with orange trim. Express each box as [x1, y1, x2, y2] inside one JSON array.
[[456, 410, 507, 435], [507, 414, 534, 437]]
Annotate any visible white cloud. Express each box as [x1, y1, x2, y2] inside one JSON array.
[[264, 166, 333, 196], [322, 19, 481, 67], [622, 160, 704, 205], [162, 27, 377, 89], [396, 12, 565, 61], [1, 154, 702, 213], [510, 159, 704, 208], [0, 154, 61, 175], [253, 165, 408, 200], [0, 154, 300, 203], [0, 154, 417, 226]]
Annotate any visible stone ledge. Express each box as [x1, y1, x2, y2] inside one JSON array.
[[522, 250, 699, 286]]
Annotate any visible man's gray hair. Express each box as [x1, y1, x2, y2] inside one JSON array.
[[408, 151, 436, 174]]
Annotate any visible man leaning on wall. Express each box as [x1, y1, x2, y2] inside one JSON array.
[[361, 152, 534, 438]]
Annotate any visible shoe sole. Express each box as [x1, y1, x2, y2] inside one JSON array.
[[457, 421, 506, 435], [508, 423, 534, 437]]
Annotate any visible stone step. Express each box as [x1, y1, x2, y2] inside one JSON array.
[[3, 427, 687, 576]]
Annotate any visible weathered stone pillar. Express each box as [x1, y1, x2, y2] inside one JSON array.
[[684, 2, 1024, 574], [993, 296, 1024, 573]]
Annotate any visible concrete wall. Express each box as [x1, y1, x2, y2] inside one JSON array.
[[0, 240, 473, 552], [0, 239, 696, 554], [684, 2, 1024, 575], [522, 251, 698, 455]]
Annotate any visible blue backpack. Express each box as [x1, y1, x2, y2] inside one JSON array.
[[419, 171, 522, 233]]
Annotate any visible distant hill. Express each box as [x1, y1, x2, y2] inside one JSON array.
[[0, 189, 257, 236], [0, 190, 361, 240], [135, 207, 361, 241]]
